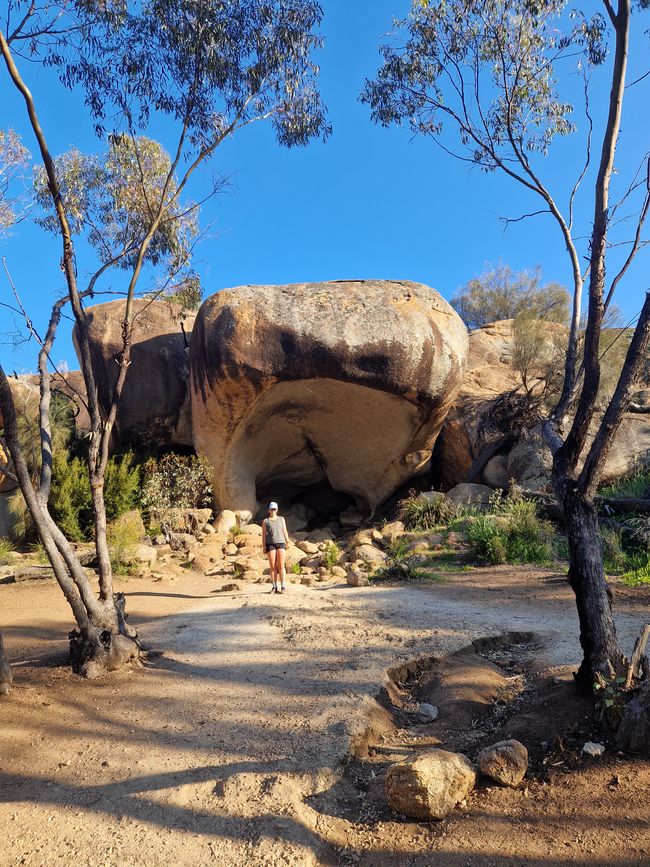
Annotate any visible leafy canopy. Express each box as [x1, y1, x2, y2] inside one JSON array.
[[361, 0, 607, 168], [0, 129, 29, 233], [34, 135, 198, 272], [452, 262, 569, 328]]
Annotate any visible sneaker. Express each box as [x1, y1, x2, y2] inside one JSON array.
[[280, 584, 286, 593], [271, 585, 278, 593]]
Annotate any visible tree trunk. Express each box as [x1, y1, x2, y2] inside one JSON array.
[[0, 631, 12, 696], [562, 485, 624, 690]]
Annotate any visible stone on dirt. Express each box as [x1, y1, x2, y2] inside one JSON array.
[[347, 569, 370, 587], [582, 741, 606, 757], [213, 510, 238, 537], [418, 703, 439, 722], [385, 749, 477, 820], [478, 739, 528, 787], [218, 583, 241, 593], [352, 544, 388, 565]]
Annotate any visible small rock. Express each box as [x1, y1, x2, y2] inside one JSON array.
[[212, 509, 238, 537], [224, 543, 238, 556], [478, 739, 528, 787], [582, 741, 605, 757], [330, 565, 347, 579], [418, 703, 439, 722], [300, 576, 314, 586], [347, 569, 370, 587], [218, 583, 241, 593], [385, 749, 477, 820]]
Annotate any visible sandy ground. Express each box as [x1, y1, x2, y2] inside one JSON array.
[[0, 566, 649, 866]]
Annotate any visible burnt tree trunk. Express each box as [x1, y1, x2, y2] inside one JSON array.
[[561, 485, 624, 690], [0, 630, 12, 695]]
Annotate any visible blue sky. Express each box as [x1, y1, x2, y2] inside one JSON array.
[[1, 0, 649, 374]]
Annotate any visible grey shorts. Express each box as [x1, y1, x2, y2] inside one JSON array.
[[265, 543, 286, 553]]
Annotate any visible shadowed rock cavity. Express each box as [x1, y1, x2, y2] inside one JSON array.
[[190, 280, 468, 519]]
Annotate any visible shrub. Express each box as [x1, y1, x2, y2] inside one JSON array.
[[466, 493, 553, 565], [321, 541, 341, 570], [106, 510, 144, 575], [49, 453, 92, 541], [600, 524, 627, 573], [622, 563, 650, 586], [398, 490, 456, 531], [141, 452, 212, 511], [49, 451, 141, 541], [0, 538, 14, 564]]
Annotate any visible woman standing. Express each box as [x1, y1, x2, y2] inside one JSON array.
[[262, 501, 289, 593]]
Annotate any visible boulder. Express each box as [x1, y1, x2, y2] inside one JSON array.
[[133, 544, 158, 567], [445, 483, 493, 508], [385, 749, 477, 820], [283, 503, 314, 532], [297, 540, 319, 555], [346, 569, 370, 587], [73, 298, 196, 450], [477, 739, 528, 787], [213, 510, 238, 537], [482, 454, 509, 489], [189, 281, 468, 517], [352, 544, 388, 565], [339, 506, 364, 527], [381, 520, 406, 545], [330, 565, 347, 579]]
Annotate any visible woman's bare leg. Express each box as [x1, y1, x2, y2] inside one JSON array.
[[267, 548, 278, 590], [277, 547, 287, 591]]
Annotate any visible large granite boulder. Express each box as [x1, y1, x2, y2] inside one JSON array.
[[190, 280, 468, 517], [73, 299, 196, 450]]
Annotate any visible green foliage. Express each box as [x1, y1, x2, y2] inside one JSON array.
[[107, 512, 144, 575], [229, 525, 245, 538], [49, 452, 92, 541], [290, 562, 301, 575], [321, 541, 341, 570], [49, 451, 141, 542], [594, 675, 629, 725], [466, 491, 554, 565], [0, 538, 14, 564], [600, 466, 650, 500], [622, 563, 650, 586], [398, 490, 456, 530], [141, 452, 212, 512], [34, 136, 200, 290], [104, 453, 141, 523], [450, 263, 569, 330], [0, 128, 30, 233], [232, 562, 246, 580]]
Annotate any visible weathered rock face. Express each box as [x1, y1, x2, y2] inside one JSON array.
[[73, 299, 196, 450], [190, 281, 468, 517], [0, 379, 39, 497], [434, 319, 650, 491]]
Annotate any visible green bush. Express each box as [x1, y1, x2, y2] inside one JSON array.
[[398, 490, 456, 531], [141, 452, 212, 511], [321, 541, 341, 570], [107, 510, 144, 575], [466, 493, 553, 565], [49, 452, 92, 541], [49, 451, 141, 542]]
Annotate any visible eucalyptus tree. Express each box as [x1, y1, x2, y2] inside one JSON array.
[[363, 0, 650, 695], [0, 0, 328, 681]]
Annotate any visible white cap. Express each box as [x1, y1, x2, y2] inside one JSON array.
[[268, 501, 278, 510]]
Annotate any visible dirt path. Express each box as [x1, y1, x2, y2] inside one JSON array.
[[1, 567, 649, 866]]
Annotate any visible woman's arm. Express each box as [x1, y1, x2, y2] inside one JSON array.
[[282, 516, 289, 544], [261, 522, 266, 551]]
